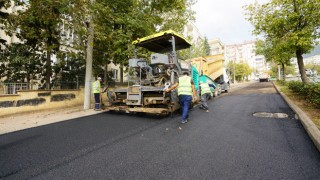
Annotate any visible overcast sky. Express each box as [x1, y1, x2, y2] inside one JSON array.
[[192, 0, 269, 45]]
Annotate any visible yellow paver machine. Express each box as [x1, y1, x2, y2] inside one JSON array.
[[106, 30, 193, 115]]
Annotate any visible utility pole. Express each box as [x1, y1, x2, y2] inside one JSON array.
[[84, 0, 95, 110]]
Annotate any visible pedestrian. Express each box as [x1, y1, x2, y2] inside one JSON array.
[[92, 77, 102, 111], [199, 81, 211, 112], [165, 72, 197, 124]]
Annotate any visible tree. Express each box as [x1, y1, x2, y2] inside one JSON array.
[[11, 0, 77, 89], [0, 43, 42, 83], [52, 51, 86, 89], [203, 36, 211, 56], [91, 0, 196, 84], [179, 34, 210, 60], [245, 0, 320, 84], [235, 63, 252, 81], [227, 61, 252, 82], [255, 39, 294, 81]]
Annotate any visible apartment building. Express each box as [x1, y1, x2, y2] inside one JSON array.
[[182, 22, 204, 46], [225, 41, 267, 71], [208, 38, 224, 55], [0, 1, 23, 48]]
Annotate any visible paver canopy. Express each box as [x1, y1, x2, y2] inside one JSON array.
[[132, 30, 192, 53]]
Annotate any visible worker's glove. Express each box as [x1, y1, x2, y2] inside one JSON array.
[[163, 82, 171, 91]]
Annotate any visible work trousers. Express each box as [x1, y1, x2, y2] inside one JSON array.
[[178, 95, 192, 122], [94, 93, 101, 110], [200, 93, 211, 110]]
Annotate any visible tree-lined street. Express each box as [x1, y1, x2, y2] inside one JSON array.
[[1, 82, 319, 179]]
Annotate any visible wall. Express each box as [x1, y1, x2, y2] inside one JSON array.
[[0, 89, 109, 117]]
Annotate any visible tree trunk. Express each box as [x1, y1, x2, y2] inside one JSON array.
[[45, 48, 52, 89], [296, 48, 308, 84], [120, 65, 123, 85], [282, 63, 285, 81]]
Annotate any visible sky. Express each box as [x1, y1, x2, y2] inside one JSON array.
[[192, 0, 269, 45]]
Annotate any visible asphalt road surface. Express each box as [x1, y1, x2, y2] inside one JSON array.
[[1, 82, 320, 180]]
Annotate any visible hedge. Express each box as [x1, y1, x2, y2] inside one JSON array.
[[287, 81, 320, 107]]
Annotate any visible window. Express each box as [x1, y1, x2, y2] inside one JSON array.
[[112, 69, 118, 80]]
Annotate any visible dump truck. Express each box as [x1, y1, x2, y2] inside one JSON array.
[[191, 54, 230, 92], [106, 30, 194, 115]]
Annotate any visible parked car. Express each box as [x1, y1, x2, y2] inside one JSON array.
[[306, 69, 314, 77]]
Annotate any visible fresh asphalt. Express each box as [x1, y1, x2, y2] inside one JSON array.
[[1, 82, 320, 179]]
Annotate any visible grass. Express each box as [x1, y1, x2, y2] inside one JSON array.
[[276, 82, 320, 130]]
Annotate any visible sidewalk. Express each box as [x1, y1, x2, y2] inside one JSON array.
[[0, 106, 105, 135]]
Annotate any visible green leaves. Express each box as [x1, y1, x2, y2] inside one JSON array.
[[245, 0, 320, 83]]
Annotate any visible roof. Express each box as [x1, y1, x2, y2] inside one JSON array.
[[132, 30, 192, 53]]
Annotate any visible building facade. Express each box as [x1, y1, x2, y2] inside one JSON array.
[[0, 1, 23, 48], [208, 38, 224, 55], [182, 22, 204, 46]]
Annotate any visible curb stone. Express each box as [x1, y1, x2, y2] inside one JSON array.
[[273, 82, 320, 152]]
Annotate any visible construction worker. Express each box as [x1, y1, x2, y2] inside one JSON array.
[[165, 72, 197, 124], [92, 77, 102, 111], [199, 81, 211, 112]]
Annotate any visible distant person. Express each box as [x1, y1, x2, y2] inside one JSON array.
[[199, 81, 211, 112], [92, 77, 102, 111], [165, 72, 197, 124]]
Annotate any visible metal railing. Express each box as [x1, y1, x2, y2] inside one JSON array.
[[0, 83, 39, 95], [0, 81, 80, 95]]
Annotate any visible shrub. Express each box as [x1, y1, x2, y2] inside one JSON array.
[[288, 81, 304, 94], [287, 81, 320, 107], [306, 83, 320, 107], [276, 80, 287, 86]]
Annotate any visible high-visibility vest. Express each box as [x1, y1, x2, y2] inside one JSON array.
[[178, 76, 192, 96], [200, 83, 211, 96], [92, 80, 101, 93]]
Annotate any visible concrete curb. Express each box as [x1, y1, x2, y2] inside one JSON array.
[[273, 82, 320, 152]]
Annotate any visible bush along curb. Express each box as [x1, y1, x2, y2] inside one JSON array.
[[273, 82, 320, 152]]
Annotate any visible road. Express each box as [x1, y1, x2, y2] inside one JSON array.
[[1, 82, 320, 180]]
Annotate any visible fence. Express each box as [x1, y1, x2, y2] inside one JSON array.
[[0, 81, 79, 95], [0, 83, 39, 95]]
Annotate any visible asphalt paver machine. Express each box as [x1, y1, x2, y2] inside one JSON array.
[[106, 30, 192, 115]]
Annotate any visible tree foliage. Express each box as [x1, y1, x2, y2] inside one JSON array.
[[1, 0, 196, 86], [227, 61, 253, 82], [9, 0, 79, 88], [0, 43, 42, 82], [52, 51, 86, 89], [90, 0, 196, 83], [245, 0, 320, 84], [255, 38, 295, 80]]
